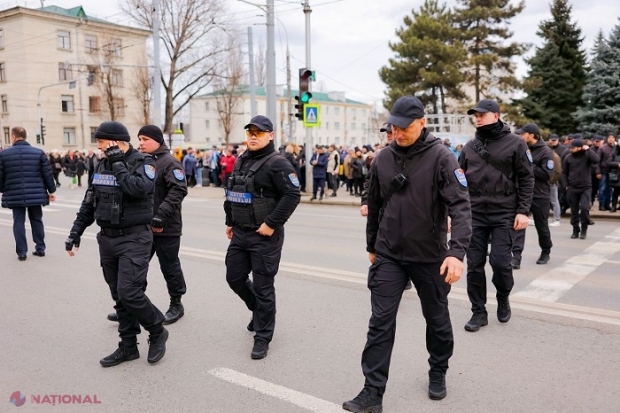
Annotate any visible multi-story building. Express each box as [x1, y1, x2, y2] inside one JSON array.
[[189, 86, 379, 149], [0, 5, 151, 150]]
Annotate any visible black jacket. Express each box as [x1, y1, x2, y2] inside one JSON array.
[[366, 130, 471, 262], [606, 146, 620, 188], [528, 138, 554, 200], [151, 146, 188, 236], [562, 148, 600, 190], [459, 121, 534, 216], [224, 142, 300, 229], [551, 143, 569, 159], [597, 143, 615, 174]]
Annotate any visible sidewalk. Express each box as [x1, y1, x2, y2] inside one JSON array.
[[188, 184, 620, 220]]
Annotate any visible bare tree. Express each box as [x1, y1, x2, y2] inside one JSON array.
[[121, 0, 228, 134], [91, 36, 125, 120], [132, 56, 152, 125], [254, 38, 266, 86], [214, 35, 246, 144]]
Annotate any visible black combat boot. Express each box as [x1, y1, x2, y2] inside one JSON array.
[[464, 312, 488, 332], [536, 252, 550, 265], [251, 338, 269, 359], [342, 387, 383, 413], [510, 257, 521, 270], [579, 227, 588, 239], [428, 368, 447, 400], [570, 228, 580, 239], [497, 296, 511, 323], [100, 343, 139, 367], [107, 311, 119, 322], [147, 327, 169, 363], [163, 296, 184, 325]]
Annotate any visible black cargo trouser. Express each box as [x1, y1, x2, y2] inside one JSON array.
[[98, 230, 165, 346], [467, 212, 515, 314], [225, 226, 284, 342], [361, 255, 453, 394], [151, 235, 187, 297], [568, 188, 591, 231], [512, 197, 553, 260]]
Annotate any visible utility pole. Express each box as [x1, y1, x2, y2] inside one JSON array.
[[286, 47, 292, 143], [248, 27, 257, 118], [152, 0, 162, 129], [303, 0, 312, 193], [266, 0, 277, 148]]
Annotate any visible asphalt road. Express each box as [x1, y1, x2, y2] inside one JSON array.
[[2, 181, 620, 413]]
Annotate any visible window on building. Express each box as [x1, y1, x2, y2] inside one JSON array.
[[111, 39, 122, 57], [0, 29, 4, 49], [361, 123, 366, 131], [335, 122, 340, 130], [0, 62, 6, 81], [63, 127, 76, 145], [325, 122, 329, 130], [58, 63, 72, 81], [350, 108, 356, 116], [114, 98, 125, 117], [90, 127, 98, 143], [205, 120, 210, 129], [1, 94, 7, 113], [3, 127, 9, 145], [85, 35, 97, 53], [351, 137, 357, 145], [351, 123, 356, 130], [362, 109, 366, 117], [205, 102, 210, 111], [89, 96, 101, 113], [57, 30, 71, 50], [335, 107, 340, 115], [61, 95, 74, 113], [86, 66, 98, 86], [111, 70, 123, 87], [334, 136, 340, 144], [206, 137, 211, 143], [325, 106, 329, 115]]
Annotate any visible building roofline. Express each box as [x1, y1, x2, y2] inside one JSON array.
[[195, 86, 370, 106]]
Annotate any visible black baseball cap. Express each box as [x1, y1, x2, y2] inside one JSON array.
[[379, 123, 392, 133], [244, 115, 273, 132], [520, 123, 540, 136], [514, 128, 523, 135], [593, 135, 604, 142], [571, 139, 584, 148], [550, 134, 559, 141], [467, 99, 500, 115], [386, 96, 425, 129]]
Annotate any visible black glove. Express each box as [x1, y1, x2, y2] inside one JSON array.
[[151, 216, 166, 228], [65, 232, 81, 251], [105, 145, 125, 164]]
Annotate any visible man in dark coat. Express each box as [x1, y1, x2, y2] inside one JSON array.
[[0, 127, 56, 260]]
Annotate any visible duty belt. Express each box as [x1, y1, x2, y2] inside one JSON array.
[[469, 190, 514, 197], [100, 224, 150, 238]]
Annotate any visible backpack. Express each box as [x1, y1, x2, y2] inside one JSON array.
[[549, 151, 562, 185]]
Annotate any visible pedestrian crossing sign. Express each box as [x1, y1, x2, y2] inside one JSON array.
[[303, 104, 320, 128]]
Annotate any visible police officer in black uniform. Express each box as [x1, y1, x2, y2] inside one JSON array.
[[511, 123, 554, 267], [224, 115, 300, 360], [65, 121, 169, 367], [459, 99, 534, 333], [343, 96, 472, 412]]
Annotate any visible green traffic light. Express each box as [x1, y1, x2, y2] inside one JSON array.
[[300, 92, 312, 103]]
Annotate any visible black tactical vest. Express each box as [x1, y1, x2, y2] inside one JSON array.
[[227, 152, 278, 228]]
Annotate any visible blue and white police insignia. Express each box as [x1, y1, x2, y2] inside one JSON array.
[[526, 150, 533, 163], [547, 159, 555, 170], [173, 169, 185, 181], [144, 164, 156, 180], [226, 190, 253, 204], [454, 168, 468, 187], [92, 173, 119, 186], [288, 173, 300, 187]]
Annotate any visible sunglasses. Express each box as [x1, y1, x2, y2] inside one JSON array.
[[245, 129, 269, 138]]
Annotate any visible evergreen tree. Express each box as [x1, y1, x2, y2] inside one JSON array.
[[520, 0, 587, 135], [454, 0, 526, 103], [574, 23, 620, 136], [379, 0, 467, 114]]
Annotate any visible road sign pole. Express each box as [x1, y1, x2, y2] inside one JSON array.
[[303, 0, 312, 195]]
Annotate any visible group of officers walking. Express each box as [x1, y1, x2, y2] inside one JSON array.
[[51, 91, 600, 412]]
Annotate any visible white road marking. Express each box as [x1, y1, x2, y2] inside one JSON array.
[[208, 368, 342, 413], [2, 219, 620, 326], [515, 227, 620, 302]]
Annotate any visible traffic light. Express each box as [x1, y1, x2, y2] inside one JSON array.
[[40, 118, 46, 145], [295, 69, 314, 121]]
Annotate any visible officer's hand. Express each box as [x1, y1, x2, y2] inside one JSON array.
[[360, 205, 368, 217], [152, 216, 165, 233], [368, 252, 376, 264], [596, 174, 602, 179], [582, 145, 589, 151], [104, 142, 125, 164], [440, 256, 463, 285], [49, 194, 56, 202], [226, 226, 233, 240], [65, 232, 81, 257], [514, 213, 529, 230], [256, 223, 275, 237]]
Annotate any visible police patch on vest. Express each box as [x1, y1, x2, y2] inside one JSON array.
[[226, 190, 253, 204], [92, 173, 119, 186], [144, 165, 156, 179], [526, 150, 533, 163], [547, 159, 555, 170], [173, 169, 185, 181], [288, 173, 300, 187], [454, 168, 468, 187]]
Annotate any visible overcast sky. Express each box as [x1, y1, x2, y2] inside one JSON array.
[[17, 0, 620, 105]]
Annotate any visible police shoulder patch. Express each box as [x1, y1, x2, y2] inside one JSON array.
[[454, 168, 468, 187], [144, 164, 156, 180], [526, 150, 533, 163], [547, 159, 555, 170], [173, 168, 185, 181], [288, 173, 300, 187]]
